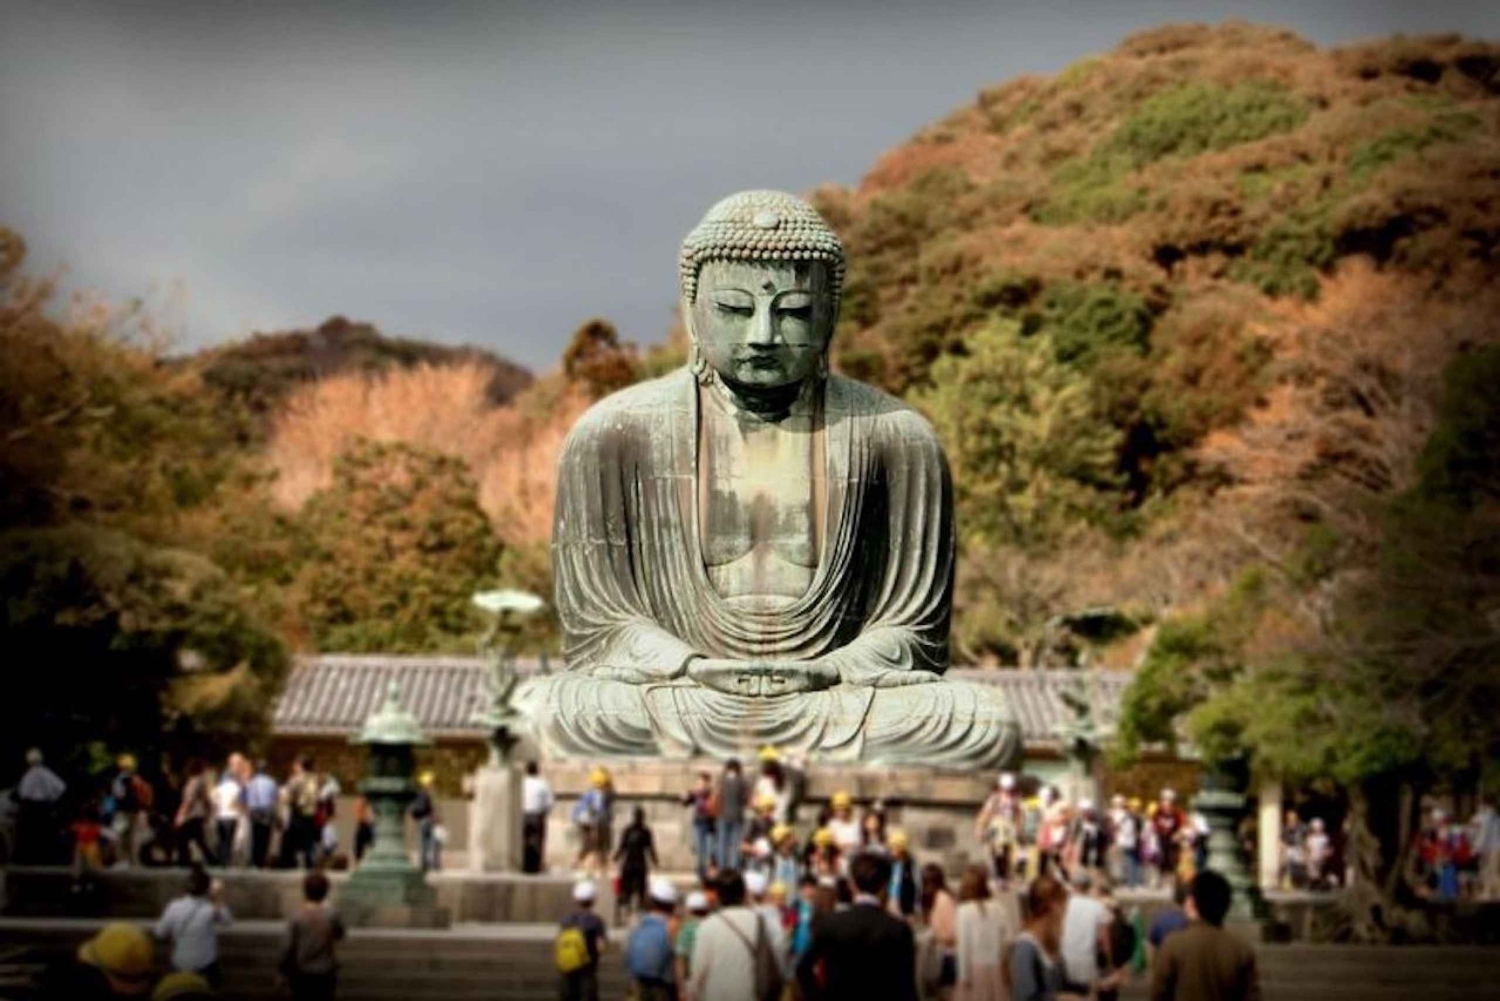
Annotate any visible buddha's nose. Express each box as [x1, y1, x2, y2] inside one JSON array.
[[747, 308, 777, 347]]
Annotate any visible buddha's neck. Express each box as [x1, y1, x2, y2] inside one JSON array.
[[710, 373, 820, 424]]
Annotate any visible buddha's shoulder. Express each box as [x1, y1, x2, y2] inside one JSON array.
[[829, 375, 941, 443], [563, 369, 688, 448]]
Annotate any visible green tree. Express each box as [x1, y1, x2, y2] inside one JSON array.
[[914, 319, 1123, 550], [0, 525, 288, 775], [1117, 346, 1500, 940], [294, 439, 502, 652]]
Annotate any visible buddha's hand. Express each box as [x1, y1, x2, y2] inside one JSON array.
[[836, 661, 942, 688], [687, 658, 840, 697], [590, 660, 690, 685]]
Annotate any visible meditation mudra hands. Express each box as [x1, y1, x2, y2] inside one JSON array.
[[591, 654, 939, 694]]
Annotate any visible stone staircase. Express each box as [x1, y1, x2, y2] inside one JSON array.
[[1, 919, 1497, 1000]]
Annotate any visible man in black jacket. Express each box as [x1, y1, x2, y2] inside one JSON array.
[[796, 850, 918, 1001]]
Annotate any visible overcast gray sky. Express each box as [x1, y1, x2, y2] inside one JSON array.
[[3, 1, 1496, 370]]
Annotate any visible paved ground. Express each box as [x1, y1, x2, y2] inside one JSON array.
[[4, 916, 1500, 1000]]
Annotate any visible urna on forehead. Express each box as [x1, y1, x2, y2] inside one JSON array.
[[679, 190, 846, 311]]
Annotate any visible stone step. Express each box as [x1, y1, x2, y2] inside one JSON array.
[[3, 921, 1497, 1001]]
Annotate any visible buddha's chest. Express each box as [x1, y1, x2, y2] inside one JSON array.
[[697, 405, 825, 603]]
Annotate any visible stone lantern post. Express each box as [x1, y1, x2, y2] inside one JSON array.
[[468, 589, 545, 873], [344, 682, 448, 927], [1194, 755, 1260, 927]]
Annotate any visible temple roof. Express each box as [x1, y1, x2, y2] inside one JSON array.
[[273, 655, 1135, 754]]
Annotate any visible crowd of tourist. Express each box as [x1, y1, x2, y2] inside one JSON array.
[[545, 752, 1269, 1001], [561, 845, 1260, 1001], [5, 748, 382, 876]]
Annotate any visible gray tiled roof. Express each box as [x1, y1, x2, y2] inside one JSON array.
[[273, 655, 1134, 750]]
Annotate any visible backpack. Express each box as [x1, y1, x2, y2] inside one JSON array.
[[722, 911, 784, 1001], [625, 916, 673, 981], [130, 774, 155, 811], [1108, 910, 1137, 972], [555, 924, 590, 974]]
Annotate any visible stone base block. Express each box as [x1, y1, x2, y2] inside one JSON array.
[[536, 757, 999, 874]]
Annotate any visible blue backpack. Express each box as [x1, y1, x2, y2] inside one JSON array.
[[625, 916, 673, 981]]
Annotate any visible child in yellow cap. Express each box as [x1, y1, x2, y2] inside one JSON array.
[[55, 921, 154, 996]]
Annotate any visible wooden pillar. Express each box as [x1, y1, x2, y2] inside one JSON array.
[[1257, 777, 1282, 891]]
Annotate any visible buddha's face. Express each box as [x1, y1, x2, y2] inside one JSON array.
[[690, 258, 834, 391]]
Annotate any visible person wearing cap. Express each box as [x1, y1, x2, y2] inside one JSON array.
[[770, 824, 802, 890], [715, 758, 748, 872], [743, 792, 779, 867], [976, 773, 1021, 885], [753, 746, 793, 825], [1066, 799, 1108, 878], [675, 888, 711, 992], [1108, 794, 1142, 889], [40, 920, 155, 999], [573, 768, 611, 877], [150, 971, 212, 1001], [109, 754, 152, 869], [886, 830, 918, 918], [809, 827, 841, 880], [746, 868, 792, 980], [1304, 818, 1332, 890], [614, 805, 660, 921], [626, 876, 678, 1000], [560, 879, 608, 1001], [827, 792, 860, 862], [16, 747, 67, 864]]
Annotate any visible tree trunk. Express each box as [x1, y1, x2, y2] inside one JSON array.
[[1340, 778, 1430, 942]]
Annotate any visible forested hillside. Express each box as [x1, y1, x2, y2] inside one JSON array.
[[3, 26, 1497, 807]]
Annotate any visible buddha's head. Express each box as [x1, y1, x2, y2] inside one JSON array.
[[680, 190, 845, 395]]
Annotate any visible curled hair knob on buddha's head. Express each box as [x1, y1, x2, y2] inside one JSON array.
[[679, 190, 846, 317]]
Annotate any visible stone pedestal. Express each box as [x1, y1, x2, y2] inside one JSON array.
[[1257, 777, 1283, 892], [470, 764, 523, 873], [1195, 760, 1257, 923], [537, 758, 997, 874]]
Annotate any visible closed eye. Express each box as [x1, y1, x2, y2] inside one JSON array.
[[778, 305, 812, 320], [716, 303, 754, 317]]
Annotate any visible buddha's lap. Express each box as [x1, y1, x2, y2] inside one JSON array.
[[515, 671, 1019, 766]]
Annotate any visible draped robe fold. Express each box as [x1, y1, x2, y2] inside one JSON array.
[[514, 368, 1019, 767]]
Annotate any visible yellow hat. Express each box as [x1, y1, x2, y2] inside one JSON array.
[[418, 770, 436, 787], [1128, 797, 1143, 810], [756, 792, 778, 812], [831, 791, 852, 810], [153, 971, 212, 1001], [117, 753, 138, 771], [589, 768, 608, 788], [757, 744, 782, 763], [889, 829, 910, 851], [768, 881, 788, 901], [813, 827, 835, 847], [79, 922, 153, 995], [770, 823, 793, 844]]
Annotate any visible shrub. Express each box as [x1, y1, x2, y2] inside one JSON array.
[[1039, 281, 1154, 367], [1103, 81, 1309, 167]]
